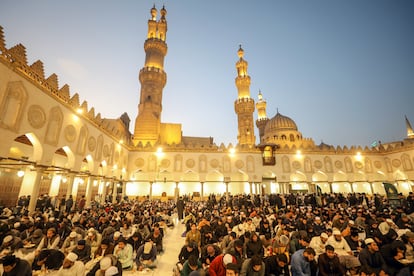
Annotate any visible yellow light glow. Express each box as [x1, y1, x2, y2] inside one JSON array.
[[295, 150, 303, 159], [76, 108, 83, 114], [355, 152, 363, 161], [72, 114, 79, 122], [229, 147, 236, 157], [62, 177, 67, 183]]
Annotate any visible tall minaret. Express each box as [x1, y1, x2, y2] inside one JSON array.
[[234, 45, 256, 147], [255, 91, 269, 143], [133, 5, 168, 146]]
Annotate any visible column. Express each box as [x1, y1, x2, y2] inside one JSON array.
[[100, 179, 106, 204], [112, 180, 117, 204], [249, 182, 253, 196], [65, 173, 75, 200], [225, 181, 229, 202], [200, 182, 204, 201], [149, 181, 153, 200], [85, 176, 94, 208], [122, 181, 126, 201], [28, 168, 45, 214]]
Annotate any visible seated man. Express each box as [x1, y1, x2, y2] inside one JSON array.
[[1, 254, 31, 276], [135, 239, 157, 271], [291, 247, 316, 276], [113, 237, 133, 270], [61, 231, 81, 254], [86, 255, 122, 276], [178, 242, 200, 265], [358, 238, 387, 276], [180, 255, 202, 276], [72, 239, 91, 263], [309, 232, 329, 257], [201, 244, 221, 271], [240, 255, 265, 276], [56, 252, 85, 276], [264, 253, 290, 276], [32, 248, 65, 271], [318, 245, 347, 276]]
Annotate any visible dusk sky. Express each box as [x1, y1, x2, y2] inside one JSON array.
[[1, 1, 413, 147]]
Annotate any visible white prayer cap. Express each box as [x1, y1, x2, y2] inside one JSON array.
[[66, 252, 78, 262]]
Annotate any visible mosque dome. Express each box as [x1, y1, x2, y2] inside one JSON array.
[[264, 112, 298, 133]]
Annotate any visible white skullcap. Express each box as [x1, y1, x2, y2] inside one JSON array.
[[66, 252, 78, 262], [320, 233, 329, 239], [105, 266, 118, 276], [100, 256, 112, 270], [13, 222, 20, 229], [348, 220, 354, 224], [69, 231, 77, 238], [113, 231, 121, 238], [365, 238, 375, 245], [3, 235, 13, 243], [223, 254, 233, 265], [333, 229, 341, 236], [315, 216, 321, 220], [386, 218, 394, 223]]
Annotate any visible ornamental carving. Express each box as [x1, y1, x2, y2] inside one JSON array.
[[135, 158, 145, 168], [27, 105, 46, 129], [374, 161, 382, 169], [160, 159, 170, 168], [235, 160, 244, 169], [103, 145, 109, 157], [355, 161, 363, 169], [45, 106, 63, 146], [64, 125, 76, 142], [335, 160, 343, 169], [292, 161, 301, 170], [314, 160, 323, 169], [392, 159, 401, 168], [210, 159, 219, 168], [0, 81, 27, 132], [88, 136, 96, 152], [186, 159, 195, 168]]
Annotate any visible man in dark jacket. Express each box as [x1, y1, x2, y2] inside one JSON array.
[[264, 253, 290, 276], [318, 245, 347, 276], [358, 238, 387, 275], [2, 255, 32, 276]]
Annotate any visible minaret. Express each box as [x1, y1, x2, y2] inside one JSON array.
[[133, 5, 168, 146], [234, 45, 256, 147], [406, 115, 414, 139], [255, 91, 269, 143]]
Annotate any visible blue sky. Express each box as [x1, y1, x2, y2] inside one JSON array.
[[1, 0, 413, 147]]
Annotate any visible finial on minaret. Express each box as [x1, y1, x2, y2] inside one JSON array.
[[151, 4, 157, 20], [258, 90, 263, 101], [237, 44, 244, 59], [160, 5, 167, 19], [276, 108, 279, 114], [406, 115, 414, 138]]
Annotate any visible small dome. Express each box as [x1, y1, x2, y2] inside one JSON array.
[[265, 112, 298, 133]]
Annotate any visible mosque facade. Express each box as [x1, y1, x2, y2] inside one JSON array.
[[0, 6, 414, 212]]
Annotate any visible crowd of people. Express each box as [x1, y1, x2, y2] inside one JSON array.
[[0, 194, 176, 275], [174, 192, 414, 276], [0, 191, 414, 276]]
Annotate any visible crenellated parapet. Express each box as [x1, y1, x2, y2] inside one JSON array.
[[0, 25, 129, 142], [234, 97, 255, 113]]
